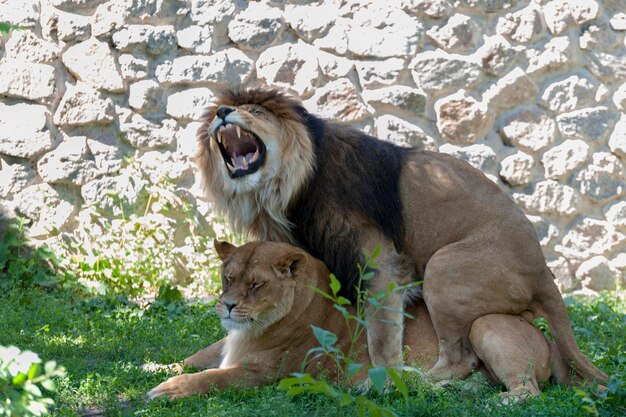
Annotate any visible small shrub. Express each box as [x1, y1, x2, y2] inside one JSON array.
[[279, 247, 420, 417], [0, 216, 71, 290], [0, 346, 66, 417]]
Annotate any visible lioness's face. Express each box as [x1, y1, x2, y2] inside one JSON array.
[[214, 240, 306, 333]]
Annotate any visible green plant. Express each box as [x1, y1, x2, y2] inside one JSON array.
[[0, 346, 66, 417], [56, 170, 218, 297], [0, 216, 70, 289], [279, 247, 420, 417], [0, 23, 22, 35]]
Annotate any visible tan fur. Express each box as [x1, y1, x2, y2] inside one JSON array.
[[148, 242, 577, 400], [197, 89, 607, 385]]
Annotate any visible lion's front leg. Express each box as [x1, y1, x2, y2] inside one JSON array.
[[365, 275, 405, 368], [147, 365, 271, 400]]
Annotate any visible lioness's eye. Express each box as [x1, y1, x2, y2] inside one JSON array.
[[250, 281, 264, 290]]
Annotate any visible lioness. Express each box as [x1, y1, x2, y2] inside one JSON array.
[[148, 241, 580, 400], [196, 87, 607, 383]]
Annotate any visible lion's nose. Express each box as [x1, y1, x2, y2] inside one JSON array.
[[224, 301, 238, 313], [216, 105, 234, 120]]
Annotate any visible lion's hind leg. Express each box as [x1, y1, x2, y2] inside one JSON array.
[[422, 243, 534, 382], [470, 314, 551, 400]]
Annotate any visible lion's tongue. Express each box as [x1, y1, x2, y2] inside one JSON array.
[[233, 153, 255, 170]]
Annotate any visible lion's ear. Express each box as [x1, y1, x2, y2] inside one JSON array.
[[214, 240, 237, 260], [273, 251, 307, 279]]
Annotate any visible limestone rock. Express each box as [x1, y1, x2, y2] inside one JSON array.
[[312, 19, 350, 55], [228, 2, 284, 51], [476, 35, 519, 76], [587, 51, 626, 82], [119, 54, 149, 81], [155, 49, 253, 86], [547, 257, 577, 292], [91, 1, 127, 37], [541, 139, 589, 179], [571, 153, 626, 202], [411, 50, 482, 93], [576, 256, 620, 292], [435, 91, 490, 144], [604, 201, 626, 231], [375, 115, 436, 150], [362, 86, 426, 116], [4, 31, 59, 63], [610, 13, 626, 30], [0, 159, 35, 198], [112, 25, 176, 55], [62, 38, 125, 92], [51, 0, 101, 8], [84, 132, 124, 176], [556, 106, 616, 142], [347, 4, 423, 59], [0, 61, 55, 101], [499, 151, 534, 187], [284, 3, 337, 41], [176, 122, 203, 160], [579, 20, 621, 51], [482, 67, 537, 109], [55, 9, 91, 42], [426, 14, 477, 52], [190, 0, 244, 25], [176, 25, 212, 54], [496, 3, 544, 43], [457, 0, 517, 13], [527, 215, 559, 248], [500, 108, 556, 151], [555, 217, 626, 266], [37, 137, 101, 186], [119, 112, 178, 150], [303, 79, 372, 123], [526, 36, 571, 74], [129, 80, 162, 112], [166, 88, 214, 121], [439, 143, 496, 172], [513, 180, 580, 217], [256, 43, 322, 97], [54, 83, 116, 127], [13, 183, 79, 237], [82, 171, 149, 216], [356, 59, 405, 89], [543, 0, 599, 35], [0, 103, 52, 159], [609, 115, 626, 159], [401, 0, 450, 19], [316, 50, 354, 79], [140, 150, 193, 183], [0, 0, 39, 28], [613, 83, 626, 112], [541, 74, 598, 113]]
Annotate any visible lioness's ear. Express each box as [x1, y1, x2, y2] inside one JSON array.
[[214, 240, 236, 260], [274, 251, 307, 279]]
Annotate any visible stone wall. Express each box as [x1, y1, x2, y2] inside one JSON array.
[[0, 0, 625, 294]]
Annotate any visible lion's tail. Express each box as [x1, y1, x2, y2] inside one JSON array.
[[532, 271, 608, 384]]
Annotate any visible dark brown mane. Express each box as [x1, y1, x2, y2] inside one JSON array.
[[215, 87, 307, 125]]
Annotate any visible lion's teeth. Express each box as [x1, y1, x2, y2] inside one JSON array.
[[217, 131, 222, 143], [242, 157, 248, 169], [235, 125, 241, 138], [252, 149, 259, 162], [227, 161, 235, 172]]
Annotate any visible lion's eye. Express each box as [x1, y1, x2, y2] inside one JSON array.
[[250, 281, 264, 291], [250, 107, 263, 116]]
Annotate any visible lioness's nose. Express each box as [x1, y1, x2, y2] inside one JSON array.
[[216, 105, 234, 120], [224, 301, 237, 313]]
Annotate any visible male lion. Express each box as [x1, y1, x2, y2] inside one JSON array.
[[148, 241, 582, 400], [196, 87, 607, 383]]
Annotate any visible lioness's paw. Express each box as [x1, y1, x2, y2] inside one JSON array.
[[147, 374, 203, 400]]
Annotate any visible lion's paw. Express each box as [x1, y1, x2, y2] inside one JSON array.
[[147, 374, 204, 400]]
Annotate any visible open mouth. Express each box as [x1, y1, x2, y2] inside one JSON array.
[[214, 123, 266, 179]]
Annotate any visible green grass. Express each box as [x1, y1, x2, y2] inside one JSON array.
[[1, 286, 624, 417]]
